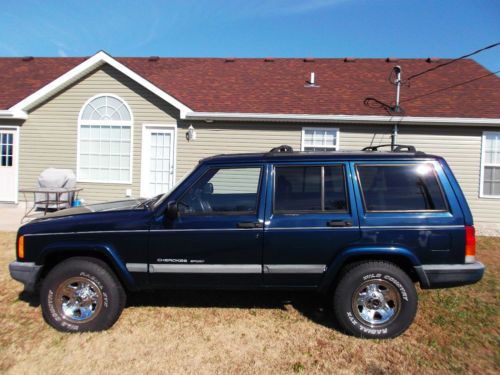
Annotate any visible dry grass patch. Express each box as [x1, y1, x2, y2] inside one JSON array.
[[0, 232, 498, 374]]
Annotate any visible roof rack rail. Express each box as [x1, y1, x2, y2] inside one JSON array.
[[362, 144, 417, 152], [269, 145, 294, 153]]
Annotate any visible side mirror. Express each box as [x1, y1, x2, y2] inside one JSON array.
[[165, 201, 178, 221], [203, 182, 214, 194]]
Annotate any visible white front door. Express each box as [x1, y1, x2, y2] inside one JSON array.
[[141, 125, 176, 198], [0, 128, 18, 203]]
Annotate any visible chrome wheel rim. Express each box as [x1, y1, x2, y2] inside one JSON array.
[[55, 276, 103, 323], [352, 279, 401, 327]]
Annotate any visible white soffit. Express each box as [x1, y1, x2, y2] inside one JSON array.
[[184, 112, 500, 126]]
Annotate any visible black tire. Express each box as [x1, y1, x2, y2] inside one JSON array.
[[333, 261, 417, 339], [40, 257, 126, 332]]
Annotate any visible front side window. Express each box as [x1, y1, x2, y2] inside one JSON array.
[[357, 164, 447, 212], [302, 128, 339, 151], [78, 95, 132, 183], [274, 165, 348, 212], [481, 132, 500, 197], [179, 167, 261, 215]]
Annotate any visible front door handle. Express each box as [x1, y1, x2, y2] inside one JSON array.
[[327, 220, 353, 227], [237, 222, 264, 229]]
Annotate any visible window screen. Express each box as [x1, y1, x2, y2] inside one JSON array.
[[274, 165, 347, 212], [357, 164, 447, 212]]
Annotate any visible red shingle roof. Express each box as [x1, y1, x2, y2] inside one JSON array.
[[0, 56, 499, 118]]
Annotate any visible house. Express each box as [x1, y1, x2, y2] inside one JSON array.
[[0, 51, 499, 233]]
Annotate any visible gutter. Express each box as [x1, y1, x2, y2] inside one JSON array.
[[0, 110, 28, 120], [184, 112, 500, 126]]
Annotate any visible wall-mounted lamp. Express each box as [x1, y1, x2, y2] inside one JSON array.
[[186, 124, 197, 142]]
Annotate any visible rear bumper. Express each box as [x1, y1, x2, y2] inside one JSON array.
[[9, 261, 43, 293], [415, 262, 485, 289]]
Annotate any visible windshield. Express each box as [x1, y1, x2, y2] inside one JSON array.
[[152, 167, 197, 209]]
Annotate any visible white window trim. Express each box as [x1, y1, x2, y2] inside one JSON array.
[[76, 93, 134, 185], [140, 123, 177, 198], [479, 131, 500, 199], [301, 127, 340, 151]]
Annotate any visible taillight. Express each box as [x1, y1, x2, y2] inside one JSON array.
[[465, 225, 476, 263], [17, 235, 25, 259]]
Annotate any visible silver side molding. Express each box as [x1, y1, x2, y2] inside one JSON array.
[[263, 264, 327, 274], [421, 262, 485, 271], [126, 263, 328, 274], [149, 264, 262, 274], [126, 263, 149, 272]]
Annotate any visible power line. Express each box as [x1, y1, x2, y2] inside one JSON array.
[[404, 42, 500, 83], [363, 97, 395, 114], [401, 70, 499, 104]]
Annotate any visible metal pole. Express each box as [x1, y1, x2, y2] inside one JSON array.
[[391, 123, 398, 151], [394, 66, 401, 113]]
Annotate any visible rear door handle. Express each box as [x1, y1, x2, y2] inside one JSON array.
[[237, 222, 264, 229], [327, 220, 353, 227]]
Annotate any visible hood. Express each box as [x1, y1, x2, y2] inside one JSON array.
[[18, 198, 153, 236], [34, 199, 145, 219]]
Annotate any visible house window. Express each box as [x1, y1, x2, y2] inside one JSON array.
[[481, 132, 500, 197], [78, 95, 132, 183], [301, 127, 339, 151]]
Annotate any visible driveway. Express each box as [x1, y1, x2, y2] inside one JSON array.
[[0, 203, 35, 232]]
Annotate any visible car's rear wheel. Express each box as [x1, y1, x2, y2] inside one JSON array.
[[40, 257, 126, 332], [333, 261, 417, 339]]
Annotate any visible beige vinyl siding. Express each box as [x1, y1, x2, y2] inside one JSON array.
[[175, 122, 392, 178], [19, 64, 177, 203]]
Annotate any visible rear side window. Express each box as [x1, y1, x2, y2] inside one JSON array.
[[357, 164, 447, 212], [274, 165, 348, 212]]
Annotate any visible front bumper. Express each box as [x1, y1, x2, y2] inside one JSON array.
[[415, 261, 485, 289], [9, 261, 43, 293]]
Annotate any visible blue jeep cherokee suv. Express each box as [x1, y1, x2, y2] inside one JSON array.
[[9, 145, 485, 338]]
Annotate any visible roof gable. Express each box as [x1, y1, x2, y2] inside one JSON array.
[[6, 51, 192, 117]]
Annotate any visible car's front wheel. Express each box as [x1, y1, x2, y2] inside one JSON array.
[[333, 261, 417, 339], [40, 257, 126, 332]]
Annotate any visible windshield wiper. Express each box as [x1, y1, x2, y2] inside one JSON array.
[[135, 194, 162, 209]]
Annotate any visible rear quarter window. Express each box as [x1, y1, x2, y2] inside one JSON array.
[[356, 164, 448, 212]]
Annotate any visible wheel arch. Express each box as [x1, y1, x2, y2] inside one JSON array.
[[319, 246, 423, 294], [36, 242, 138, 291]]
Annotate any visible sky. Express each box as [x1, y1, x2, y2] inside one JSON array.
[[0, 0, 499, 72]]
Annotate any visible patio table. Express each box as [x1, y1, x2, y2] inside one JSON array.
[[19, 187, 83, 222]]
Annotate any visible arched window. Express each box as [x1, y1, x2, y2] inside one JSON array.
[[78, 95, 133, 183]]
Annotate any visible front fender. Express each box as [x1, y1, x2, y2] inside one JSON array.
[[37, 241, 137, 290], [318, 245, 422, 293]]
